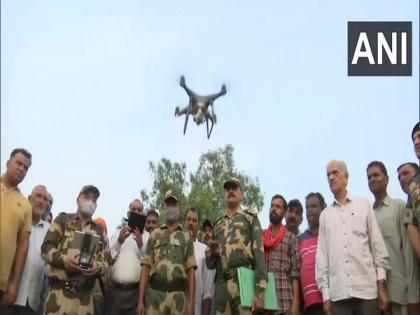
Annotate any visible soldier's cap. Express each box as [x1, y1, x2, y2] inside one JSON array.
[[202, 219, 213, 230], [79, 185, 100, 198], [223, 177, 242, 190], [412, 122, 420, 140], [164, 190, 179, 203]]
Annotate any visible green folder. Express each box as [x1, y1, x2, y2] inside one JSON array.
[[237, 267, 279, 311]]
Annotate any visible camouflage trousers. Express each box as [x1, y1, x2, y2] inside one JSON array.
[[144, 287, 185, 315], [44, 287, 93, 315], [214, 278, 252, 315]]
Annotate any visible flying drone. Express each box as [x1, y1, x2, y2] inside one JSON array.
[[175, 76, 227, 139]]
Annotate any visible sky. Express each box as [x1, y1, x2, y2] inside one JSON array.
[[1, 0, 419, 235]]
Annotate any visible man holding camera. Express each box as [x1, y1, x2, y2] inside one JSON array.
[[41, 185, 109, 315], [106, 199, 149, 315]]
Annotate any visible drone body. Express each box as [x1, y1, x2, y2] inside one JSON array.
[[175, 76, 227, 139]]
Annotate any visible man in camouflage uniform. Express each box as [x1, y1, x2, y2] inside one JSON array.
[[41, 185, 109, 315], [403, 122, 420, 260], [206, 177, 267, 315], [137, 190, 196, 315]]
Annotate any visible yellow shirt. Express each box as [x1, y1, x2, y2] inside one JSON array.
[[0, 176, 32, 291]]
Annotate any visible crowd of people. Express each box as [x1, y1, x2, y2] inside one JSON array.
[[0, 121, 419, 315]]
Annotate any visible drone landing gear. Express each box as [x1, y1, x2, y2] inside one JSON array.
[[183, 111, 190, 135], [206, 117, 214, 139]]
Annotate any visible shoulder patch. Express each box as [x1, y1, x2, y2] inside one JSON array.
[[54, 212, 71, 224], [150, 228, 161, 239], [92, 221, 105, 237], [214, 215, 225, 226], [57, 211, 67, 217], [242, 209, 257, 224], [244, 209, 257, 216], [53, 212, 76, 235]]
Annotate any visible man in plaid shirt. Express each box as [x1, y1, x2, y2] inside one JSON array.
[[263, 194, 300, 315]]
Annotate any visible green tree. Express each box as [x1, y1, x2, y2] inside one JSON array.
[[188, 145, 264, 223], [140, 189, 150, 210], [147, 157, 187, 214], [146, 145, 264, 225]]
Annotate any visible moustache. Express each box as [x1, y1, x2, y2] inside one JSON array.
[[33, 207, 45, 216]]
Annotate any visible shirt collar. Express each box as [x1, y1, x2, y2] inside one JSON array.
[[304, 228, 315, 236], [373, 195, 391, 209], [34, 219, 47, 228], [0, 175, 20, 192], [383, 195, 391, 206], [224, 208, 243, 219], [71, 212, 94, 226], [333, 193, 353, 206]]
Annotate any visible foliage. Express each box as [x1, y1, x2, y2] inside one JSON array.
[[141, 145, 263, 225]]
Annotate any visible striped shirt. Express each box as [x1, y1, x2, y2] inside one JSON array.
[[299, 230, 323, 310], [315, 194, 390, 302]]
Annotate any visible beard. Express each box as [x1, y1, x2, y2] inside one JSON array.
[[269, 212, 282, 225], [33, 207, 45, 217]]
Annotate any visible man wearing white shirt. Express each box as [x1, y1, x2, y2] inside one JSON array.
[[41, 192, 53, 223], [184, 208, 215, 315], [316, 160, 391, 315], [38, 192, 53, 314], [106, 199, 149, 315], [3, 185, 50, 315]]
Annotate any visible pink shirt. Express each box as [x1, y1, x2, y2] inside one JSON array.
[[299, 230, 323, 309]]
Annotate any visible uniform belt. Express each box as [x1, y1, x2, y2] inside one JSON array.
[[112, 281, 139, 290], [221, 268, 238, 280], [149, 278, 186, 292], [49, 278, 93, 293], [217, 266, 251, 281]]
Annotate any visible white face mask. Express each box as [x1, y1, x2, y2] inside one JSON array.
[[79, 200, 96, 217], [165, 206, 179, 223]]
